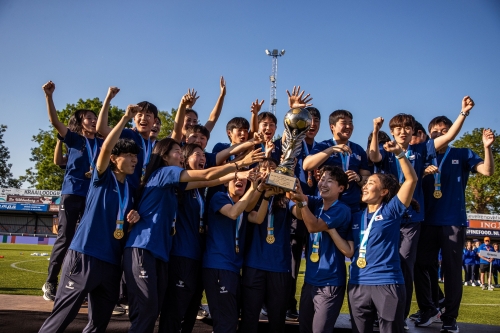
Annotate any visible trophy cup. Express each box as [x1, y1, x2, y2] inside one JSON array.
[[266, 107, 312, 191]]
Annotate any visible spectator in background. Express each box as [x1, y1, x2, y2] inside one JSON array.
[[473, 240, 481, 286], [463, 241, 476, 286], [477, 237, 494, 290], [493, 243, 500, 288]]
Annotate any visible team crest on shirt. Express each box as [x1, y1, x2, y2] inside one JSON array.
[[352, 224, 359, 230], [139, 269, 148, 279], [375, 215, 383, 221], [220, 286, 228, 294], [65, 281, 75, 289], [452, 160, 459, 164], [176, 280, 185, 288]]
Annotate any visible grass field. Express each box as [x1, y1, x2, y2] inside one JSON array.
[[1, 244, 499, 326]]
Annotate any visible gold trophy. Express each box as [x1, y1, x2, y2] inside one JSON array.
[[266, 107, 312, 191]]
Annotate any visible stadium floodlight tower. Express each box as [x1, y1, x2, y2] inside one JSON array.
[[265, 49, 285, 115]]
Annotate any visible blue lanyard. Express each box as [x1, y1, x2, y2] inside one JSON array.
[[358, 205, 383, 259], [395, 150, 411, 184], [433, 147, 451, 192], [195, 189, 205, 228], [85, 137, 98, 170], [332, 139, 350, 171], [311, 200, 338, 254], [111, 172, 129, 224], [227, 194, 243, 252], [141, 137, 152, 176], [267, 197, 274, 237]]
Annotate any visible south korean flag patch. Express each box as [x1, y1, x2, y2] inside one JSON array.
[[452, 160, 459, 164], [375, 214, 384, 221]]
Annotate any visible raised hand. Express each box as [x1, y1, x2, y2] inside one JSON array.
[[252, 131, 265, 144], [332, 144, 352, 155], [241, 148, 265, 166], [183, 88, 199, 108], [265, 186, 284, 197], [383, 140, 403, 155], [286, 85, 313, 108], [265, 141, 275, 158], [287, 181, 306, 202], [220, 76, 226, 97], [423, 165, 439, 177], [462, 96, 475, 114], [250, 99, 265, 115], [124, 104, 141, 120], [345, 170, 360, 183], [106, 87, 120, 100], [42, 81, 55, 96], [483, 128, 495, 148], [373, 117, 384, 132]]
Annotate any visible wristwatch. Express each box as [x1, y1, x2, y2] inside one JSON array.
[[297, 201, 308, 208]]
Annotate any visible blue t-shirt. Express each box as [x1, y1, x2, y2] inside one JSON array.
[[126, 166, 187, 262], [478, 243, 494, 264], [69, 167, 133, 266], [244, 197, 293, 273], [205, 152, 217, 169], [212, 142, 230, 154], [379, 140, 436, 223], [310, 139, 369, 212], [203, 192, 248, 274], [170, 188, 205, 261], [349, 196, 407, 285], [463, 249, 476, 265], [474, 248, 481, 265], [120, 128, 149, 190], [423, 148, 482, 226], [272, 139, 318, 196], [304, 196, 352, 287], [59, 130, 103, 197]]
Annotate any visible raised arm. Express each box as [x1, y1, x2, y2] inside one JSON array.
[[475, 128, 495, 176], [303, 144, 351, 171], [215, 132, 265, 165], [43, 81, 67, 138], [96, 87, 120, 139], [289, 183, 328, 233], [53, 139, 67, 166], [96, 105, 139, 175], [286, 85, 313, 108], [204, 76, 226, 132], [185, 169, 251, 191], [248, 187, 283, 224], [434, 96, 475, 151], [368, 117, 384, 163], [326, 228, 354, 258], [180, 148, 264, 183], [171, 89, 197, 142], [249, 99, 264, 137], [219, 174, 260, 220], [384, 141, 418, 207]]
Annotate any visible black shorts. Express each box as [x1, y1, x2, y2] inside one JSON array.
[[480, 263, 491, 273]]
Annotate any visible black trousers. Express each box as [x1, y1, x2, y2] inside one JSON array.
[[299, 282, 345, 333], [414, 225, 465, 320], [47, 194, 86, 284], [123, 247, 169, 333], [348, 284, 406, 333], [288, 217, 307, 311], [399, 222, 421, 320], [203, 268, 240, 333], [39, 250, 121, 333], [240, 267, 291, 333], [158, 255, 203, 333], [464, 264, 474, 282]]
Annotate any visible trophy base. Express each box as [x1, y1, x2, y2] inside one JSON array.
[[266, 171, 297, 191]]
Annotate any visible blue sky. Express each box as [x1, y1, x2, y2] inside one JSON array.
[[1, 1, 499, 185]]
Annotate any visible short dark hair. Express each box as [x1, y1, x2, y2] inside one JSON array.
[[185, 108, 199, 119], [305, 107, 321, 121], [181, 143, 203, 170], [110, 138, 140, 170], [68, 109, 97, 135], [428, 116, 453, 133], [258, 157, 279, 169], [137, 101, 159, 119], [413, 121, 426, 137], [388, 113, 415, 130], [258, 112, 277, 125], [226, 117, 250, 140], [319, 165, 349, 198], [329, 110, 353, 126], [367, 130, 391, 150], [374, 173, 420, 212], [186, 124, 210, 141]]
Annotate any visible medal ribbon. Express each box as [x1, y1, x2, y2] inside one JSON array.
[[228, 194, 243, 252], [311, 200, 339, 258], [395, 150, 411, 184], [111, 173, 129, 233], [85, 137, 98, 171], [267, 197, 274, 240], [433, 147, 451, 193], [195, 189, 205, 230], [358, 205, 383, 260], [332, 139, 350, 171], [141, 137, 152, 177]]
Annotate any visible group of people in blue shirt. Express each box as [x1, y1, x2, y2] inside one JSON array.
[[38, 80, 495, 333], [463, 238, 500, 289]]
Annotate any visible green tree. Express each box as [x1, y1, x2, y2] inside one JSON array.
[[157, 108, 177, 140], [20, 98, 127, 189], [0, 125, 21, 188], [453, 128, 500, 214]]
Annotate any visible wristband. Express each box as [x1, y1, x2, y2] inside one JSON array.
[[460, 110, 469, 117], [395, 151, 405, 159], [263, 196, 272, 201]]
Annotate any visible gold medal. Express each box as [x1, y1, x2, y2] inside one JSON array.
[[433, 190, 442, 199], [310, 252, 319, 262], [235, 245, 240, 253], [199, 226, 205, 234], [170, 227, 176, 236], [357, 257, 367, 268], [266, 235, 275, 244], [114, 229, 124, 239]]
